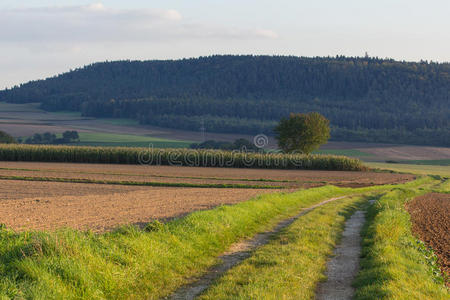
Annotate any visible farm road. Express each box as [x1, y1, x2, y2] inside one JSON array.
[[169, 195, 349, 300]]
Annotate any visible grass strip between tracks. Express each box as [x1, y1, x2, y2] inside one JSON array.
[[353, 179, 449, 299], [0, 178, 431, 299], [197, 194, 368, 299], [0, 175, 282, 189]]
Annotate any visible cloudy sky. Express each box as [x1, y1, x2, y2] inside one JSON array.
[[1, 0, 449, 89]]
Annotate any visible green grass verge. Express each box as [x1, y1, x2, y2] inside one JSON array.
[[353, 183, 449, 299], [0, 175, 282, 189], [0, 185, 371, 299], [366, 162, 450, 177], [198, 194, 368, 299]]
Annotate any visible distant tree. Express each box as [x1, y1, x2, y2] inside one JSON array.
[[32, 133, 42, 144], [233, 138, 258, 151], [0, 130, 17, 144], [274, 112, 330, 154], [43, 132, 56, 143], [62, 130, 79, 143]]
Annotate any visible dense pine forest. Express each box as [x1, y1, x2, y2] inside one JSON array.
[[0, 55, 449, 146]]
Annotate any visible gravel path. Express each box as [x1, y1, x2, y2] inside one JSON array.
[[316, 206, 369, 299]]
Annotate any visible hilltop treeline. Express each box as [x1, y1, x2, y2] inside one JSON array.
[[1, 55, 449, 146]]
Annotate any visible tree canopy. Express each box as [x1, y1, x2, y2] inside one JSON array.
[[275, 113, 330, 154], [0, 131, 16, 144]]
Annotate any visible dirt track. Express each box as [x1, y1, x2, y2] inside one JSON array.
[[407, 193, 450, 284]]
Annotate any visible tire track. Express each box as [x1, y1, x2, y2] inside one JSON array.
[[316, 199, 375, 300], [169, 195, 350, 300]]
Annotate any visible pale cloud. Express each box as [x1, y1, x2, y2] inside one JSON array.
[[0, 3, 278, 88], [255, 29, 279, 39], [0, 3, 277, 45]]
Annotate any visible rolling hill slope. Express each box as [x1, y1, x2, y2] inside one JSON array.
[[1, 55, 449, 146]]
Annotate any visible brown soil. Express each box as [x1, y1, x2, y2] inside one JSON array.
[[406, 193, 450, 284], [0, 162, 415, 187], [0, 180, 273, 232], [0, 169, 293, 188], [0, 161, 414, 233], [359, 146, 450, 161]]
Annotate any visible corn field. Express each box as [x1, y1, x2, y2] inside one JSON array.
[[0, 144, 364, 171]]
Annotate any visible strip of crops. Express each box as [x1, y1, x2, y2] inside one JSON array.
[[0, 144, 364, 171]]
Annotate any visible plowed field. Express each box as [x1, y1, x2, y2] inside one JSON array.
[[0, 161, 414, 187], [0, 161, 415, 232], [407, 193, 450, 285], [0, 180, 274, 232]]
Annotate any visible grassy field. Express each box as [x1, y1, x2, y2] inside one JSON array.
[[314, 149, 373, 157], [399, 159, 450, 166], [0, 156, 447, 299], [1, 177, 443, 299], [75, 132, 192, 148], [0, 102, 42, 112], [367, 162, 450, 177]]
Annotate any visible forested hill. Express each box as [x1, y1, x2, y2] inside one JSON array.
[[1, 55, 449, 146]]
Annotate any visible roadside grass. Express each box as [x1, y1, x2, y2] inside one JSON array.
[[0, 175, 283, 189], [366, 162, 450, 177], [198, 194, 369, 300], [0, 185, 363, 300], [353, 183, 449, 299]]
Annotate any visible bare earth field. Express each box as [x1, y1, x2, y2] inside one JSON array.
[[358, 145, 450, 161], [0, 162, 414, 232], [0, 161, 415, 187], [0, 180, 274, 232], [407, 193, 450, 285]]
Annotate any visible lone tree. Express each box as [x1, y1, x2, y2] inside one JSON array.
[[274, 112, 330, 154]]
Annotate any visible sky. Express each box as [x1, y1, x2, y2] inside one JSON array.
[[1, 0, 449, 89]]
